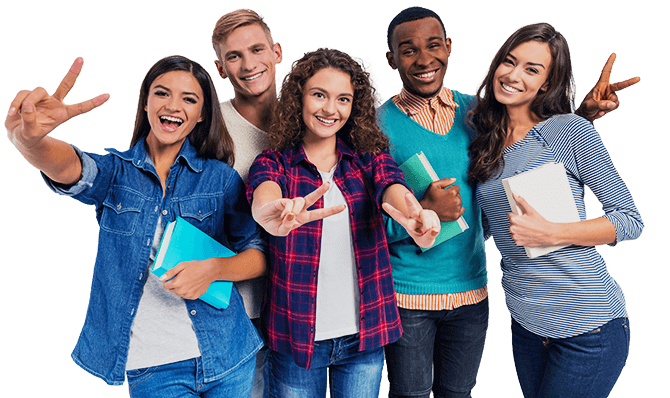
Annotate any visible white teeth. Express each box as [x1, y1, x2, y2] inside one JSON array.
[[160, 116, 183, 124], [502, 83, 521, 93], [415, 71, 436, 79], [243, 72, 263, 81], [316, 116, 336, 125]]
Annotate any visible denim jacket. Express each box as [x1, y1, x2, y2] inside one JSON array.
[[44, 138, 264, 385]]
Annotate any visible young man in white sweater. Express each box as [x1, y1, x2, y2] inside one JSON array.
[[211, 9, 283, 398]]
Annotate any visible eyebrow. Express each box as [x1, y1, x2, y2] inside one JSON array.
[[153, 84, 201, 99], [224, 42, 268, 57], [507, 53, 547, 69], [398, 36, 444, 48], [308, 87, 354, 98]]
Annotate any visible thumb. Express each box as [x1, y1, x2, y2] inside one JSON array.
[[513, 193, 533, 216], [436, 177, 457, 188], [159, 262, 184, 282], [21, 101, 38, 131]]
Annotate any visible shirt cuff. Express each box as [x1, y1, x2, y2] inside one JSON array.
[[42, 145, 98, 196]]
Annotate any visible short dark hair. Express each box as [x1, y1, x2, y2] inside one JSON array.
[[387, 7, 447, 51]]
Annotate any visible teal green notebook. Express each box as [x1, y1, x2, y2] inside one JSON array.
[[398, 152, 469, 251], [152, 217, 234, 309]]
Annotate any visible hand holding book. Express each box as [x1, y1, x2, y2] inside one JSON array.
[[160, 258, 224, 300], [507, 193, 559, 248]]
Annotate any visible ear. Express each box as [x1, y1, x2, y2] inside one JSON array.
[[386, 51, 397, 70], [214, 60, 228, 80], [445, 38, 452, 57], [540, 80, 549, 93], [273, 42, 283, 64]]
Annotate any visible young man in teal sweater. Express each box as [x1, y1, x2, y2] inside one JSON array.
[[379, 7, 638, 398]]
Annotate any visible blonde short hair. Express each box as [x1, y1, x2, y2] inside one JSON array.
[[212, 9, 274, 61]]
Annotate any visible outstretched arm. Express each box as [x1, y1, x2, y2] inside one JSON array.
[[575, 53, 639, 122], [251, 180, 346, 236], [5, 57, 109, 185], [382, 183, 441, 248]]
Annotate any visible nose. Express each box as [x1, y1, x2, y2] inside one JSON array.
[[416, 49, 433, 67], [322, 98, 337, 115], [165, 96, 180, 112], [241, 53, 256, 72], [508, 66, 522, 82]]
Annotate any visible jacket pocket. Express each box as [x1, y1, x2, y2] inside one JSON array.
[[101, 188, 144, 236], [178, 196, 218, 234]]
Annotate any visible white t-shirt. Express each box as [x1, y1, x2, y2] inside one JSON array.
[[314, 167, 360, 341], [126, 216, 200, 370]]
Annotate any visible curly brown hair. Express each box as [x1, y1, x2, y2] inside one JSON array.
[[268, 48, 389, 154]]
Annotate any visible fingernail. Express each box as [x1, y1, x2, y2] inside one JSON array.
[[159, 275, 167, 281], [8, 106, 16, 116]]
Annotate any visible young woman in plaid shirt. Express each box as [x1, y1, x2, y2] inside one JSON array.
[[247, 48, 440, 398]]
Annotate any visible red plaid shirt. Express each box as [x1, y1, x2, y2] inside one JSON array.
[[247, 138, 405, 369]]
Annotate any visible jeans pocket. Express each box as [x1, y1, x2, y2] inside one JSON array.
[[622, 318, 630, 362], [101, 188, 144, 236], [126, 365, 159, 393]]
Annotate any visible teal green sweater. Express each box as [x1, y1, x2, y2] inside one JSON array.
[[378, 90, 487, 295]]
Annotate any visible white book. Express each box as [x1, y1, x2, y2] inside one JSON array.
[[502, 162, 580, 258]]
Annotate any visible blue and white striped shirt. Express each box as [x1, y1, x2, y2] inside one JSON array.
[[476, 114, 643, 338]]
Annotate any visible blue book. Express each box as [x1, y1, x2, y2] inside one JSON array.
[[152, 217, 234, 309]]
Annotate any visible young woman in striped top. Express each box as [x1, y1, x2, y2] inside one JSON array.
[[468, 23, 643, 398]]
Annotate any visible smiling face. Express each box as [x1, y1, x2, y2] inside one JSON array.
[[144, 71, 204, 151], [387, 17, 451, 98], [301, 68, 354, 145], [215, 23, 282, 100], [493, 40, 553, 113]]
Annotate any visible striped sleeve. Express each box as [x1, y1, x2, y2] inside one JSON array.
[[559, 116, 644, 244]]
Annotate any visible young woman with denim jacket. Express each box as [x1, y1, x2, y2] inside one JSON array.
[[6, 55, 266, 397]]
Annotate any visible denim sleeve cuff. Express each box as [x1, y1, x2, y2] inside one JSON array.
[[42, 146, 98, 196], [236, 236, 268, 254]]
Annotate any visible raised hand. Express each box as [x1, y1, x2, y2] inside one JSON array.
[[383, 192, 441, 248], [575, 53, 640, 122], [253, 182, 346, 237], [6, 57, 109, 150]]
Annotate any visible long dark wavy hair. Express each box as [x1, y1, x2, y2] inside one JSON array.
[[468, 23, 575, 184], [269, 48, 389, 153], [129, 55, 235, 165]]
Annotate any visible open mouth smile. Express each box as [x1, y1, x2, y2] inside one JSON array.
[[160, 115, 184, 132]]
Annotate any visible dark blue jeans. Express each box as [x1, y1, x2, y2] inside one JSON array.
[[511, 317, 630, 398], [385, 298, 489, 398]]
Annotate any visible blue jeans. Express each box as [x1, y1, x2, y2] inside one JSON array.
[[268, 333, 384, 398], [384, 298, 489, 398], [126, 356, 255, 397], [251, 317, 269, 398], [511, 317, 630, 398]]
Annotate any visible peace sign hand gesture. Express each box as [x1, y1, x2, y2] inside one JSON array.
[[6, 57, 109, 150], [575, 53, 640, 122], [383, 192, 441, 249], [252, 181, 346, 237]]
